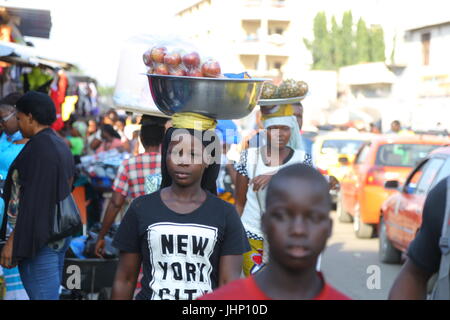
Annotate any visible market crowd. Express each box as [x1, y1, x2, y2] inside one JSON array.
[[0, 91, 447, 300]]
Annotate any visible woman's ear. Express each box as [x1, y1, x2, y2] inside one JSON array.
[[27, 113, 34, 124]]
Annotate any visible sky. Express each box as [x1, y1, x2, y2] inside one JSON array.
[[2, 0, 449, 87], [1, 0, 181, 86]]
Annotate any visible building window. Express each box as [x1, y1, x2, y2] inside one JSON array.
[[421, 32, 431, 66], [272, 0, 286, 7]]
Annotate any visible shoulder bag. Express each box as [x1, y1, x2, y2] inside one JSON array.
[[48, 193, 83, 242]]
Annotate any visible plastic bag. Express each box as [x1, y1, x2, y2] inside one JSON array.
[[143, 42, 222, 78], [113, 34, 229, 115]]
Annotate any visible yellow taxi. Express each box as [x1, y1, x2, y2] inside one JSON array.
[[313, 131, 375, 205]]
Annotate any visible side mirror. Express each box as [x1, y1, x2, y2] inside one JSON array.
[[338, 156, 350, 166], [384, 180, 400, 190]]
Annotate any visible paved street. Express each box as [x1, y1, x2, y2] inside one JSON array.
[[321, 212, 403, 300]]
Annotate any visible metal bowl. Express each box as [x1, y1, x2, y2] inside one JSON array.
[[147, 74, 267, 120], [258, 95, 308, 106]]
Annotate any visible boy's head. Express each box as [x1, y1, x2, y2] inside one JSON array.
[[262, 164, 332, 273]]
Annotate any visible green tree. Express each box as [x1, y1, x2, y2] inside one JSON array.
[[98, 86, 115, 98], [304, 11, 387, 69], [355, 18, 371, 63], [304, 11, 334, 70], [369, 25, 386, 62], [330, 15, 343, 68], [341, 11, 355, 66]]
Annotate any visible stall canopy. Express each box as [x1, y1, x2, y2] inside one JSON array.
[[339, 62, 397, 86], [1, 6, 52, 39], [0, 40, 74, 70]]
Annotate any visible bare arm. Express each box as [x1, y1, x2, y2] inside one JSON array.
[[218, 255, 244, 287], [111, 252, 142, 300], [235, 173, 249, 216], [122, 139, 131, 153], [226, 163, 238, 187], [388, 258, 433, 300], [95, 191, 126, 257], [0, 229, 16, 269], [90, 138, 102, 151]]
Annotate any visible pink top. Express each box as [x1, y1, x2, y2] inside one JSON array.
[[96, 138, 123, 154]]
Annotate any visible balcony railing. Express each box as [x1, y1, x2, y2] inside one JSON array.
[[271, 0, 286, 7]]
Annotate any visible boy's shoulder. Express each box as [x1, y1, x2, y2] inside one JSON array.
[[199, 274, 351, 300], [316, 281, 351, 300], [199, 276, 268, 300]]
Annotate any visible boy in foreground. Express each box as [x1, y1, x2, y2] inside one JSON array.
[[200, 163, 350, 300]]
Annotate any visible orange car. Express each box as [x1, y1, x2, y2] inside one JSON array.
[[337, 134, 450, 239], [379, 147, 450, 263]]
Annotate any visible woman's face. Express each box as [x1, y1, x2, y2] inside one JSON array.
[[88, 120, 97, 134], [16, 111, 35, 138], [0, 108, 19, 135], [71, 126, 80, 137], [115, 120, 125, 132], [166, 132, 207, 188], [266, 125, 291, 150]]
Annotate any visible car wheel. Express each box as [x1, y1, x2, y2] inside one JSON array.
[[353, 206, 374, 239], [337, 192, 353, 223], [379, 217, 401, 264]]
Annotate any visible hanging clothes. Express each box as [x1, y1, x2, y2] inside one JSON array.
[[50, 70, 68, 131], [21, 67, 53, 93], [0, 24, 13, 42]]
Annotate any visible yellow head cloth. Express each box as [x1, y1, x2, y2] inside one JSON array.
[[172, 112, 217, 130], [260, 104, 295, 121]]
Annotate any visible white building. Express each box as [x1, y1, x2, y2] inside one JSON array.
[[173, 0, 450, 129], [174, 0, 312, 79], [392, 21, 450, 131]]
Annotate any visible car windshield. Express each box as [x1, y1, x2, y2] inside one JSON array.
[[321, 139, 365, 155], [376, 143, 440, 167]]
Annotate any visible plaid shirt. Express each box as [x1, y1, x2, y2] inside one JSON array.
[[112, 152, 161, 199]]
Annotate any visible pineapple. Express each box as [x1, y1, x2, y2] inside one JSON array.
[[276, 79, 301, 98], [261, 82, 278, 99], [297, 81, 309, 97]]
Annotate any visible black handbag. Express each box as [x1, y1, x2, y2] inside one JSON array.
[[49, 193, 83, 242]]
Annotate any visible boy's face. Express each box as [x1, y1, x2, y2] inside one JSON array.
[[262, 177, 332, 272]]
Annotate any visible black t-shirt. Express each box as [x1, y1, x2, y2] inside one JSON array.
[[113, 190, 251, 300], [408, 178, 447, 274]]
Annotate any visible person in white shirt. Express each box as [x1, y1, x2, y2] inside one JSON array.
[[234, 104, 313, 276]]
